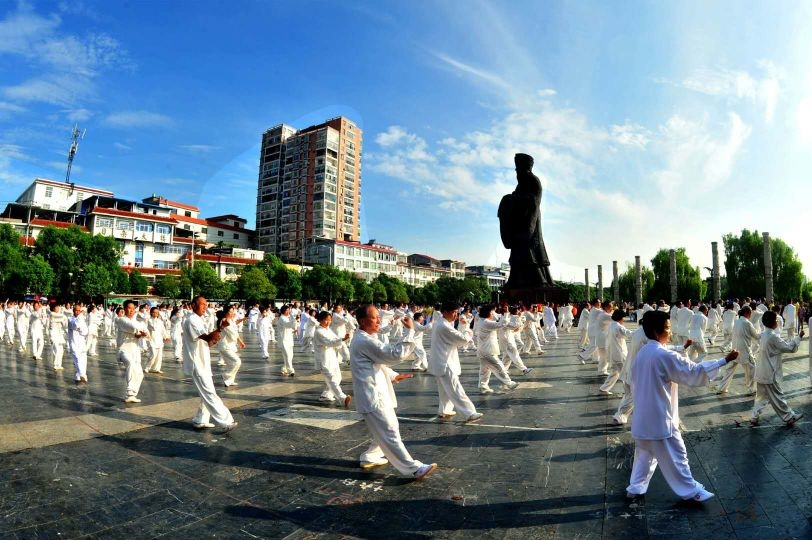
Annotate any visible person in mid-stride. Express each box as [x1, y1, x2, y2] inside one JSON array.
[[750, 310, 805, 426], [626, 310, 738, 503], [350, 304, 437, 480]]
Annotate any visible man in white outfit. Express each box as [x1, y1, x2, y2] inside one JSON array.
[[29, 300, 46, 361], [783, 300, 798, 339], [350, 305, 436, 480], [626, 310, 737, 502], [429, 302, 483, 422], [117, 300, 149, 403], [183, 296, 238, 431]]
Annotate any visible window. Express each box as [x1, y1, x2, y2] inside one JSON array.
[[201, 227, 208, 233], [44, 186, 53, 198], [96, 217, 113, 228], [156, 224, 171, 235], [233, 233, 239, 240], [136, 222, 153, 233], [217, 231, 224, 237], [185, 211, 192, 217], [117, 220, 133, 230]]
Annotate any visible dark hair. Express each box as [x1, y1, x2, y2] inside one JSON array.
[[611, 309, 626, 322], [480, 304, 494, 319], [601, 300, 613, 310], [739, 305, 752, 317], [642, 310, 670, 340], [762, 310, 778, 329], [441, 301, 458, 313], [316, 311, 332, 323], [123, 299, 137, 309], [355, 304, 374, 322]]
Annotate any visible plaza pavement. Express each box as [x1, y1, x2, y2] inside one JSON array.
[[1, 322, 812, 539]]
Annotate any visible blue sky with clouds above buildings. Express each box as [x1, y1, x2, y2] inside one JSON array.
[[1, 0, 810, 283]]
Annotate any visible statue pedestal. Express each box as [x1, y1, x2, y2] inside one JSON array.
[[502, 286, 568, 306]]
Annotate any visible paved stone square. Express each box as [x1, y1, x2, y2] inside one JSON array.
[[2, 325, 812, 539]]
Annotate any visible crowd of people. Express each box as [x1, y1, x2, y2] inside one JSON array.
[[1, 295, 809, 491]]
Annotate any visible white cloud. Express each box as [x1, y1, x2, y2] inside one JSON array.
[[113, 142, 132, 151], [432, 52, 511, 92], [652, 112, 750, 197], [611, 123, 651, 149], [178, 144, 219, 153], [104, 111, 173, 128], [660, 62, 782, 123], [0, 143, 30, 161], [65, 108, 92, 122], [3, 74, 95, 106]]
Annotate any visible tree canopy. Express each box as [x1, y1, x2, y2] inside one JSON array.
[[617, 263, 655, 303], [649, 248, 705, 302], [723, 229, 805, 301]]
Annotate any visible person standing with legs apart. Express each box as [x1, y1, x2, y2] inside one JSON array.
[[217, 305, 245, 388], [626, 310, 737, 502], [314, 311, 351, 406], [117, 300, 149, 403], [183, 296, 238, 431], [429, 302, 483, 422], [717, 305, 760, 395], [29, 300, 46, 361], [599, 309, 633, 395], [277, 304, 298, 376], [145, 307, 169, 374], [476, 305, 518, 394], [350, 305, 436, 480], [750, 310, 805, 426]]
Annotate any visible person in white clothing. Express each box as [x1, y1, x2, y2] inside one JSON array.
[[541, 302, 558, 340], [277, 305, 298, 376], [599, 309, 634, 395], [626, 310, 737, 502], [716, 305, 760, 395], [687, 306, 709, 362], [476, 305, 518, 394], [257, 307, 273, 358], [578, 299, 602, 361], [217, 305, 245, 388], [577, 303, 591, 352], [48, 303, 68, 371], [183, 296, 238, 431], [593, 301, 614, 375], [86, 304, 102, 357], [783, 300, 798, 339], [170, 307, 184, 362], [301, 308, 318, 357], [410, 312, 431, 371], [750, 310, 804, 425], [145, 307, 169, 374], [521, 305, 544, 355], [499, 306, 532, 375], [330, 304, 352, 364], [314, 311, 351, 406], [29, 300, 46, 361], [350, 305, 436, 480], [117, 300, 150, 403], [720, 303, 737, 352], [429, 303, 483, 422], [67, 305, 90, 384], [247, 305, 260, 332]]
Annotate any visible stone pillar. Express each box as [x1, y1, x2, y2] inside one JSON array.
[[669, 249, 677, 303], [612, 260, 619, 303], [763, 232, 774, 305], [597, 265, 604, 301], [635, 255, 642, 306], [584, 268, 590, 301], [711, 241, 721, 302]]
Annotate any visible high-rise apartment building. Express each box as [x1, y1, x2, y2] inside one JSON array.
[[255, 116, 362, 262]]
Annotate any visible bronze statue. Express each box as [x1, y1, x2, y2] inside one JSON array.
[[498, 153, 553, 289]]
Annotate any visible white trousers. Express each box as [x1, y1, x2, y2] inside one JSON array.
[[522, 330, 543, 354], [578, 329, 589, 349], [436, 372, 477, 417], [595, 347, 609, 374], [51, 341, 65, 368], [259, 335, 270, 358], [121, 345, 144, 398], [71, 349, 87, 380], [31, 330, 44, 359], [360, 408, 423, 476], [87, 333, 98, 356], [545, 324, 558, 340], [320, 363, 346, 400], [600, 359, 623, 392], [627, 431, 703, 499], [478, 354, 513, 388], [172, 334, 183, 360], [752, 382, 794, 422], [191, 367, 235, 427], [502, 344, 527, 371], [718, 356, 754, 393], [687, 338, 707, 362], [411, 346, 427, 370], [281, 341, 294, 373], [579, 341, 597, 360], [221, 349, 241, 386], [145, 345, 164, 372], [613, 382, 634, 424]]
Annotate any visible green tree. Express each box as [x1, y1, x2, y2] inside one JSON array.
[[649, 248, 705, 302], [274, 267, 302, 300], [235, 267, 276, 303], [78, 262, 113, 298], [416, 281, 440, 306], [723, 229, 805, 301], [183, 261, 223, 298], [302, 264, 354, 304], [350, 275, 373, 303], [371, 273, 409, 304], [371, 282, 387, 304], [128, 269, 149, 295], [617, 264, 655, 303], [154, 274, 181, 300]]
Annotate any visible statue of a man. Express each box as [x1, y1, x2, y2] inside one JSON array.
[[498, 153, 553, 289]]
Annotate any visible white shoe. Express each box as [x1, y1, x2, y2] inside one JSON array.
[[414, 463, 437, 480], [360, 458, 388, 469], [506, 381, 519, 390], [193, 422, 215, 429], [465, 412, 484, 423], [786, 412, 804, 426], [479, 387, 494, 394], [123, 396, 141, 403], [687, 488, 715, 502]]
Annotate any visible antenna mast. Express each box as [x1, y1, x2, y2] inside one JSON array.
[[65, 124, 86, 184]]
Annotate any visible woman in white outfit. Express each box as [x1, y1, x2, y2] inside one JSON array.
[[217, 305, 245, 388], [277, 305, 298, 376], [49, 303, 68, 371], [314, 311, 351, 406]]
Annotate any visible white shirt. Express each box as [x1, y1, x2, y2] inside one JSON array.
[[429, 318, 469, 377], [350, 329, 415, 413]]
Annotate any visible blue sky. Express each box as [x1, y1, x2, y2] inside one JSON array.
[[1, 0, 811, 283]]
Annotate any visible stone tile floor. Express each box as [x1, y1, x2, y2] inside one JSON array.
[[1, 325, 811, 539]]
